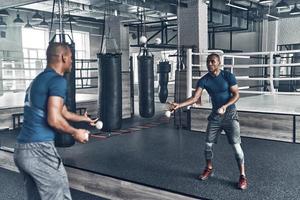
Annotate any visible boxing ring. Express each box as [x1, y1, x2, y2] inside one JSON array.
[[186, 49, 300, 143]]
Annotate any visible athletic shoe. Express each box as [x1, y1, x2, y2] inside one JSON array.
[[199, 167, 213, 180], [238, 175, 248, 190]]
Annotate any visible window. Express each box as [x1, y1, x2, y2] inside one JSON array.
[[0, 28, 91, 93], [21, 28, 49, 90], [22, 28, 49, 49], [1, 61, 26, 91]]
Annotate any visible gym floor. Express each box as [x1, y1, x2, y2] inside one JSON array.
[[1, 111, 300, 200], [0, 167, 108, 200]]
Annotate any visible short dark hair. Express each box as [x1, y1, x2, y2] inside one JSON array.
[[207, 53, 220, 62], [46, 42, 71, 63]]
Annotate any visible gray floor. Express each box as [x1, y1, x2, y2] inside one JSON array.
[[2, 115, 300, 199], [55, 121, 300, 200], [0, 167, 108, 200]]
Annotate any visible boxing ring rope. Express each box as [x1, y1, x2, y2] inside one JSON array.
[[186, 49, 300, 97]]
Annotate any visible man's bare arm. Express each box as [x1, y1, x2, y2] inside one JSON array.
[[223, 84, 240, 109], [61, 106, 97, 125], [47, 96, 88, 143], [171, 87, 203, 110]]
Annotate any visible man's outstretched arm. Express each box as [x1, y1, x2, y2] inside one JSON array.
[[171, 87, 203, 110]]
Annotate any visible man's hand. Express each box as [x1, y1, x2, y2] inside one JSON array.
[[83, 111, 98, 126], [217, 105, 227, 115], [168, 102, 180, 111], [72, 129, 90, 143]]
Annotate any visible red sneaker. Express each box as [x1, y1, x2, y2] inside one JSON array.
[[199, 167, 213, 180], [238, 175, 248, 190]]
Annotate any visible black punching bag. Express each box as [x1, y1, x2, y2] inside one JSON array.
[[138, 52, 155, 118], [157, 61, 171, 103], [53, 37, 75, 147], [98, 53, 122, 131]]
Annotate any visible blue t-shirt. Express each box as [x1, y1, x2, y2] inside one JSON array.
[[197, 70, 237, 111], [17, 67, 67, 143]]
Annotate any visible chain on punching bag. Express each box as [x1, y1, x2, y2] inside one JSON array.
[[157, 61, 171, 103], [138, 50, 155, 118], [97, 53, 122, 131]]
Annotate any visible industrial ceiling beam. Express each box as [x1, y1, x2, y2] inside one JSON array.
[[0, 0, 45, 9]]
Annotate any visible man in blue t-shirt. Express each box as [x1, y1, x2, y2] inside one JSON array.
[[14, 42, 98, 200], [170, 53, 247, 190]]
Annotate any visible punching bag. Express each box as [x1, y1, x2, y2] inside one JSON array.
[[138, 51, 155, 118], [52, 36, 75, 147], [98, 53, 122, 131], [157, 61, 171, 103]]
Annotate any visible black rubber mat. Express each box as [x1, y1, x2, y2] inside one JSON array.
[[0, 167, 108, 200], [58, 123, 300, 200], [2, 116, 300, 199]]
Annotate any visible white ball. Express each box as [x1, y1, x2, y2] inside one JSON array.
[[217, 107, 225, 115], [155, 38, 161, 45], [96, 120, 103, 130], [84, 131, 89, 141], [165, 110, 171, 118], [139, 36, 147, 44]]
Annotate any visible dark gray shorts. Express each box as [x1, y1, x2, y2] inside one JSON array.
[[206, 109, 241, 144]]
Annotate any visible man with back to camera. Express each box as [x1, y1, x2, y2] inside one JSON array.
[[14, 42, 98, 199], [170, 53, 248, 190]]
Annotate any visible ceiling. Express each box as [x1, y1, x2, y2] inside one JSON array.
[[2, 0, 184, 23], [228, 0, 300, 19], [1, 0, 300, 30]]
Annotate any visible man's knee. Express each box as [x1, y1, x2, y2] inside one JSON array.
[[232, 143, 244, 165], [204, 142, 214, 160]]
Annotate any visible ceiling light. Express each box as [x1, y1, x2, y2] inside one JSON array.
[[24, 23, 32, 28], [0, 17, 7, 28], [290, 4, 300, 15], [13, 11, 24, 25], [259, 0, 272, 4], [226, 0, 248, 11], [0, 9, 9, 17], [39, 16, 48, 27], [24, 17, 32, 28], [166, 16, 177, 20], [32, 11, 43, 21], [275, 0, 289, 9]]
